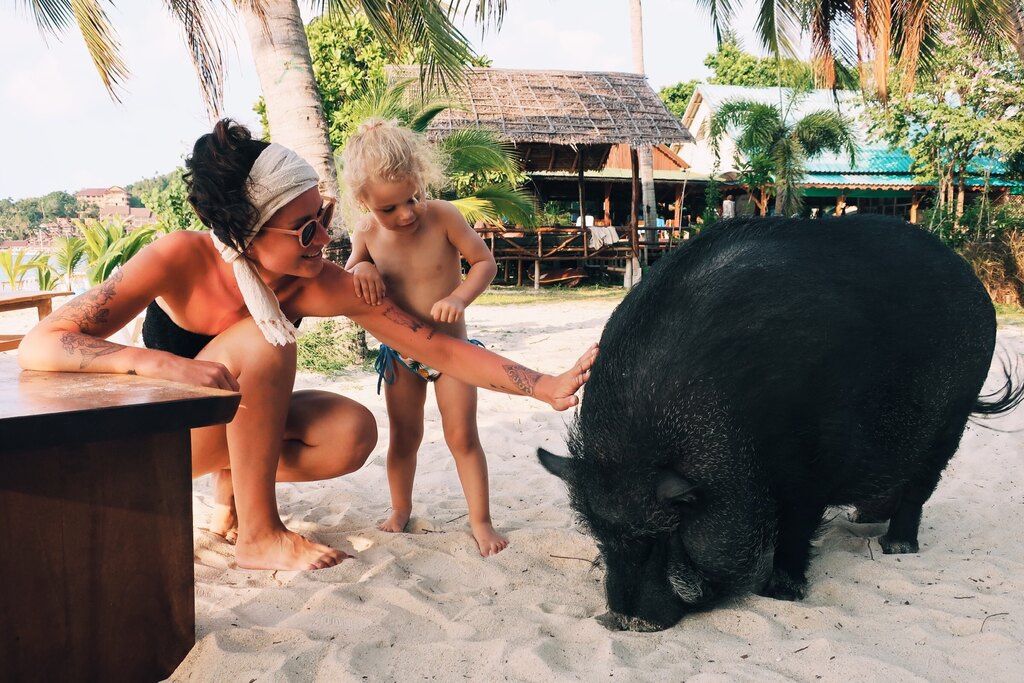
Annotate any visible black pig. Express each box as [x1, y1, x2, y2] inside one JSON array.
[[539, 215, 1022, 632]]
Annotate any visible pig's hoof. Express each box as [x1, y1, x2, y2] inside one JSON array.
[[757, 571, 806, 601], [879, 535, 918, 554]]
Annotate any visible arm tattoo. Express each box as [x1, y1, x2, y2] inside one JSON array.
[[54, 268, 125, 334], [60, 332, 124, 369], [383, 305, 424, 333], [503, 364, 542, 396]]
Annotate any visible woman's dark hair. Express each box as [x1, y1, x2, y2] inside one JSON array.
[[184, 119, 270, 251]]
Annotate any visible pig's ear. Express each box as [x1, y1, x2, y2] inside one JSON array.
[[656, 470, 698, 505], [538, 448, 571, 480]]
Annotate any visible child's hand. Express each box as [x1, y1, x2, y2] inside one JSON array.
[[350, 262, 385, 306], [430, 295, 466, 323]]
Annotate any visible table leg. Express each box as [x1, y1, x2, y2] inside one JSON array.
[[0, 430, 195, 682]]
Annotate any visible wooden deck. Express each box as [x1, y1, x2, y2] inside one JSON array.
[[476, 226, 693, 286]]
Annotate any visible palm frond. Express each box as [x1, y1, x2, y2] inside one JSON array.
[[448, 184, 536, 228], [439, 128, 520, 178], [713, 100, 783, 157], [750, 0, 802, 59], [326, 0, 475, 92], [449, 0, 507, 34], [166, 0, 228, 121], [771, 134, 806, 216], [693, 0, 737, 44], [24, 0, 76, 34], [71, 0, 130, 100], [792, 110, 857, 164]]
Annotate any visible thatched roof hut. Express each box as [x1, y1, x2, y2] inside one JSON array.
[[390, 67, 693, 171]]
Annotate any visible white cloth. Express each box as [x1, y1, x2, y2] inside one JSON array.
[[588, 226, 621, 250], [722, 198, 736, 218], [209, 143, 319, 346]]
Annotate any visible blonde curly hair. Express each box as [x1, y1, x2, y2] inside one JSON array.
[[340, 117, 448, 230]]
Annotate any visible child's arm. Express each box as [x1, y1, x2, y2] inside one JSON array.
[[344, 229, 386, 306], [430, 202, 497, 324]]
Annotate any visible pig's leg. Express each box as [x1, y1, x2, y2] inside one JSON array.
[[879, 418, 967, 554], [758, 503, 827, 601]]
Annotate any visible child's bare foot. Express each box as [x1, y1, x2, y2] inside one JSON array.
[[471, 520, 509, 556], [378, 509, 411, 533], [234, 528, 348, 571]]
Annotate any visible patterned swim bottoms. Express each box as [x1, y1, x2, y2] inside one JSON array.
[[375, 339, 485, 394]]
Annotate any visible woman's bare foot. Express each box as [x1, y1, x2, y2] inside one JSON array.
[[234, 528, 349, 571], [471, 520, 509, 557], [208, 504, 238, 544], [378, 509, 411, 533], [207, 469, 238, 543]]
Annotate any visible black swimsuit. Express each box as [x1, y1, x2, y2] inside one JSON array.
[[141, 301, 302, 359], [141, 301, 214, 359]]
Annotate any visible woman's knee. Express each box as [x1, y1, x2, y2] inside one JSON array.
[[199, 317, 297, 379], [345, 403, 378, 471]]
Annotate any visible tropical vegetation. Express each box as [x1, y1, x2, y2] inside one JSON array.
[[710, 91, 858, 216]]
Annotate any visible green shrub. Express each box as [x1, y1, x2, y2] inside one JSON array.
[[296, 319, 366, 374]]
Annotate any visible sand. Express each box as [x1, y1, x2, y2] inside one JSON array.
[[5, 297, 1022, 681]]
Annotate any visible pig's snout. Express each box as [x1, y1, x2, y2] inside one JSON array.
[[596, 610, 669, 632]]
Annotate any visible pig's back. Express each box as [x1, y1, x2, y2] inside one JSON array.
[[583, 216, 995, 491]]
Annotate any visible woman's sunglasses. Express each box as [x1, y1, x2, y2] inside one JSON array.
[[262, 199, 336, 248]]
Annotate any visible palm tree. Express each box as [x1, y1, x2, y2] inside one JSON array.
[[711, 92, 857, 217], [346, 78, 536, 227], [18, 2, 506, 205], [74, 217, 160, 286], [735, 0, 1018, 99], [0, 249, 36, 291], [629, 0, 658, 255], [50, 236, 87, 292]]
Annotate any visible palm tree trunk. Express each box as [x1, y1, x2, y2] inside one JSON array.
[[239, 1, 341, 204], [239, 1, 363, 356], [630, 0, 658, 261]]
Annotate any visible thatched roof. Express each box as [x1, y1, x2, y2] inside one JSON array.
[[390, 67, 692, 148]]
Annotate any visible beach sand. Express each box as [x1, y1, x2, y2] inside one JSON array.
[[5, 297, 1022, 681], [167, 299, 1024, 683]]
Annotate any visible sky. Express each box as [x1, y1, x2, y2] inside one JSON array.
[[0, 1, 765, 201]]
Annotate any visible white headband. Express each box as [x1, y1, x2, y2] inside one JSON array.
[[209, 143, 319, 346]]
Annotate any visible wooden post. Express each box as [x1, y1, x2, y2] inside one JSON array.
[[603, 184, 612, 224], [578, 148, 588, 259], [626, 147, 641, 289], [535, 232, 542, 291], [672, 185, 683, 249], [910, 193, 920, 224]]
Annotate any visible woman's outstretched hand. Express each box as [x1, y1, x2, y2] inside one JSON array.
[[536, 343, 599, 411]]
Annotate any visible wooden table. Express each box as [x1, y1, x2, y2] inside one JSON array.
[[0, 356, 240, 682], [0, 291, 71, 352]]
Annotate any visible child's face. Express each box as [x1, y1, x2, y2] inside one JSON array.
[[361, 178, 425, 234]]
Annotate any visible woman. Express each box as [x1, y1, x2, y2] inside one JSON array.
[[19, 120, 597, 572]]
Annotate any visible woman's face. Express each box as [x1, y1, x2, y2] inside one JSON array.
[[249, 187, 331, 279], [361, 178, 425, 234]]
